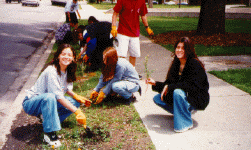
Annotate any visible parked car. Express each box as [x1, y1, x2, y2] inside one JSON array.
[[152, 0, 158, 4], [6, 0, 21, 3], [177, 2, 188, 5], [164, 1, 175, 5], [22, 0, 39, 6], [51, 0, 67, 6]]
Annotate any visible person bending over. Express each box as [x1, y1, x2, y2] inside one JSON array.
[[90, 47, 140, 105], [22, 44, 92, 148]]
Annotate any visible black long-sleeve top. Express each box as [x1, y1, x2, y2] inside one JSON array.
[[152, 58, 210, 110]]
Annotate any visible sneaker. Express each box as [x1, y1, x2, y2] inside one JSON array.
[[174, 125, 193, 133], [44, 131, 61, 148]]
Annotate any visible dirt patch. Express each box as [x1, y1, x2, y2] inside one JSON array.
[[152, 30, 251, 47]]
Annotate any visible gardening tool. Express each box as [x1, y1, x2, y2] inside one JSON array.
[[113, 37, 119, 50], [84, 126, 93, 138]]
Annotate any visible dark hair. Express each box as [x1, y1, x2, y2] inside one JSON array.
[[166, 37, 204, 80], [88, 16, 99, 24], [102, 47, 118, 82], [52, 44, 77, 83]]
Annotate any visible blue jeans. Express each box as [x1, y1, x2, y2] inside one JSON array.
[[22, 93, 80, 133], [111, 81, 139, 99], [153, 89, 194, 131]]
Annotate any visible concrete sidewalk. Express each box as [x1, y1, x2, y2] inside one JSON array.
[[79, 4, 251, 150]]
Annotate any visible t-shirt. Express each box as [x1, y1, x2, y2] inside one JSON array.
[[113, 0, 148, 37], [65, 1, 79, 13], [26, 65, 73, 100]]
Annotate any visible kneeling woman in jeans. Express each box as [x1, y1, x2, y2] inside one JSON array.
[[90, 47, 140, 105], [22, 44, 91, 148], [146, 37, 209, 133]]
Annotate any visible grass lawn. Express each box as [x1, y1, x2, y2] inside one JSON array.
[[140, 16, 251, 56], [209, 68, 251, 95]]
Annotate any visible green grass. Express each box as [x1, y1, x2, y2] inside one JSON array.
[[89, 2, 116, 10], [209, 68, 251, 95], [140, 16, 251, 56], [148, 4, 200, 8]]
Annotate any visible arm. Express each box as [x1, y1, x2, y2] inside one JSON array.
[[112, 12, 118, 27], [58, 97, 77, 113], [141, 15, 149, 27]]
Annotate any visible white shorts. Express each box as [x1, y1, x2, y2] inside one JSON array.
[[116, 34, 140, 57]]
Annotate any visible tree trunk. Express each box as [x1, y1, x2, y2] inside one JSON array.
[[148, 0, 153, 8], [197, 0, 226, 35]]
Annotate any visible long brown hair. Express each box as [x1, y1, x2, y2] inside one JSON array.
[[166, 37, 204, 80], [52, 44, 77, 83], [102, 47, 118, 82]]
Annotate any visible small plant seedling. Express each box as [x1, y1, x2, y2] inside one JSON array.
[[144, 55, 154, 93]]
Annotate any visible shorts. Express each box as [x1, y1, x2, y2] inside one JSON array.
[[116, 34, 140, 58], [65, 12, 78, 23]]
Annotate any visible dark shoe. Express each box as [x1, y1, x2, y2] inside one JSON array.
[[44, 131, 61, 148], [124, 94, 136, 105]]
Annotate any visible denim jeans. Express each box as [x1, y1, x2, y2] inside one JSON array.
[[153, 89, 194, 131], [22, 93, 80, 133], [111, 81, 139, 99]]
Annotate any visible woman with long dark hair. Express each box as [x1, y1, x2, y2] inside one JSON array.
[[146, 37, 209, 133], [90, 47, 140, 104], [22, 44, 91, 147]]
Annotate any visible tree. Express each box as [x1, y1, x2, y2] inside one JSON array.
[[197, 0, 226, 35]]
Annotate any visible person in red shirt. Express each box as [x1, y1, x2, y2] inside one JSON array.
[[111, 0, 154, 70]]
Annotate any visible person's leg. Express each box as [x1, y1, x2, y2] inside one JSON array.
[[128, 37, 140, 67], [116, 34, 129, 58], [153, 94, 173, 114], [22, 93, 61, 133], [172, 89, 193, 132], [57, 96, 80, 122], [112, 81, 139, 99]]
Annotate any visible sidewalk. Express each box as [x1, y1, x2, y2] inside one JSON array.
[[79, 4, 251, 149]]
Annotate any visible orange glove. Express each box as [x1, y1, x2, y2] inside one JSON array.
[[90, 90, 99, 100], [111, 26, 117, 38], [73, 94, 92, 107], [146, 27, 154, 36], [74, 109, 87, 128], [94, 91, 105, 104], [83, 55, 89, 63]]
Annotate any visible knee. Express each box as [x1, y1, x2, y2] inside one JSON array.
[[153, 94, 161, 104], [173, 89, 186, 98], [112, 82, 121, 93], [44, 93, 57, 103]]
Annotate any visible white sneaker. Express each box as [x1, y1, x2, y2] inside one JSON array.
[[44, 132, 61, 148]]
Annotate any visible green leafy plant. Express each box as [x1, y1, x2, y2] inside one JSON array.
[[144, 55, 154, 93]]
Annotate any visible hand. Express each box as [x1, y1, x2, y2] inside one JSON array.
[[83, 55, 89, 63], [111, 26, 117, 38], [146, 27, 154, 36], [161, 85, 168, 101], [73, 94, 92, 107], [94, 91, 105, 104], [74, 109, 87, 128], [90, 90, 99, 100], [146, 78, 156, 85], [77, 53, 82, 60]]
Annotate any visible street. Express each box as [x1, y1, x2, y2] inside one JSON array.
[[0, 0, 65, 121]]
